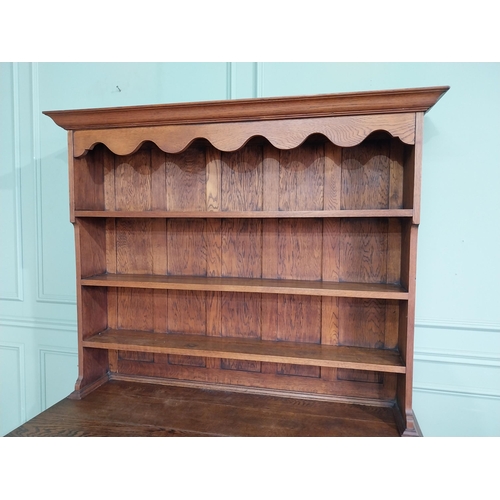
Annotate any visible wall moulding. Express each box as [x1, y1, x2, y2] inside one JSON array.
[[39, 347, 78, 410], [31, 62, 76, 305], [415, 318, 500, 333], [414, 383, 500, 400], [0, 315, 77, 332], [0, 342, 27, 424], [0, 62, 24, 302]]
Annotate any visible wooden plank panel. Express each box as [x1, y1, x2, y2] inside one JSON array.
[[117, 288, 154, 332], [118, 351, 154, 362], [220, 218, 262, 372], [166, 147, 206, 211], [389, 139, 404, 209], [151, 147, 167, 211], [221, 219, 262, 278], [205, 218, 222, 367], [205, 217, 222, 369], [261, 217, 279, 367], [221, 145, 263, 211], [386, 219, 402, 284], [324, 142, 342, 210], [106, 219, 118, 330], [76, 284, 109, 394], [384, 300, 400, 350], [321, 219, 340, 380], [221, 292, 261, 339], [105, 218, 117, 274], [167, 290, 206, 334], [77, 219, 106, 277], [276, 217, 322, 377], [279, 143, 324, 211], [338, 298, 386, 349], [167, 290, 207, 367], [103, 145, 116, 211], [322, 218, 340, 372], [278, 219, 322, 280], [275, 294, 321, 378], [338, 297, 387, 384], [168, 355, 206, 367], [118, 357, 397, 400], [341, 140, 390, 210], [167, 219, 207, 276], [115, 149, 152, 211], [206, 146, 221, 212], [73, 147, 104, 210], [262, 145, 280, 211], [116, 219, 154, 274], [340, 219, 388, 283]]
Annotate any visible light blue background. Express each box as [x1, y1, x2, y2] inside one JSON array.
[[1, 62, 499, 436]]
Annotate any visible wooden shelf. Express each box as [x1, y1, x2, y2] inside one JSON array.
[[81, 273, 409, 299], [34, 87, 448, 436], [83, 329, 406, 374], [74, 209, 414, 219]]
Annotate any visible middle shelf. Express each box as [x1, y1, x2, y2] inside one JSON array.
[[83, 329, 406, 374], [81, 273, 409, 299]]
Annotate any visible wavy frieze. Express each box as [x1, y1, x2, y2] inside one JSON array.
[[72, 114, 415, 157]]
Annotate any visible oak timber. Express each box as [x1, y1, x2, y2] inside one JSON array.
[[81, 273, 409, 299], [83, 330, 406, 373], [6, 380, 402, 437], [28, 86, 449, 436]]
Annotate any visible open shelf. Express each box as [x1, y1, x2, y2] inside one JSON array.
[[21, 86, 448, 436], [74, 209, 414, 219], [83, 329, 406, 374], [81, 273, 409, 299]]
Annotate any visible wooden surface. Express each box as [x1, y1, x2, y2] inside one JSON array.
[[43, 86, 449, 130], [6, 380, 402, 437], [83, 330, 406, 373], [81, 273, 409, 299], [40, 87, 449, 436], [70, 114, 417, 157], [73, 209, 414, 218]]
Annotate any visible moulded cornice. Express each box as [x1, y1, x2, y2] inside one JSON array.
[[43, 86, 450, 131]]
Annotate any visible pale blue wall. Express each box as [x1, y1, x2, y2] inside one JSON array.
[[1, 62, 499, 436]]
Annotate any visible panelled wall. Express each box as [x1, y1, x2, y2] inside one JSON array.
[[1, 62, 499, 436]]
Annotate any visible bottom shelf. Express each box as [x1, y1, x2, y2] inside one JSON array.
[[6, 379, 407, 437]]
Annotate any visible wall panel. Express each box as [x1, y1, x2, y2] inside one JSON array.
[[0, 343, 25, 435], [0, 63, 23, 301]]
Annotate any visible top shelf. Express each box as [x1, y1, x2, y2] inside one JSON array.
[[74, 209, 414, 219]]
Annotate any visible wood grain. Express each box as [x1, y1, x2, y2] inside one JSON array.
[[341, 139, 390, 210], [221, 145, 263, 211], [166, 147, 206, 211], [46, 86, 449, 132], [74, 209, 414, 218], [81, 273, 408, 298], [7, 380, 404, 437], [47, 87, 446, 435], [83, 330, 405, 373], [115, 149, 152, 211]]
